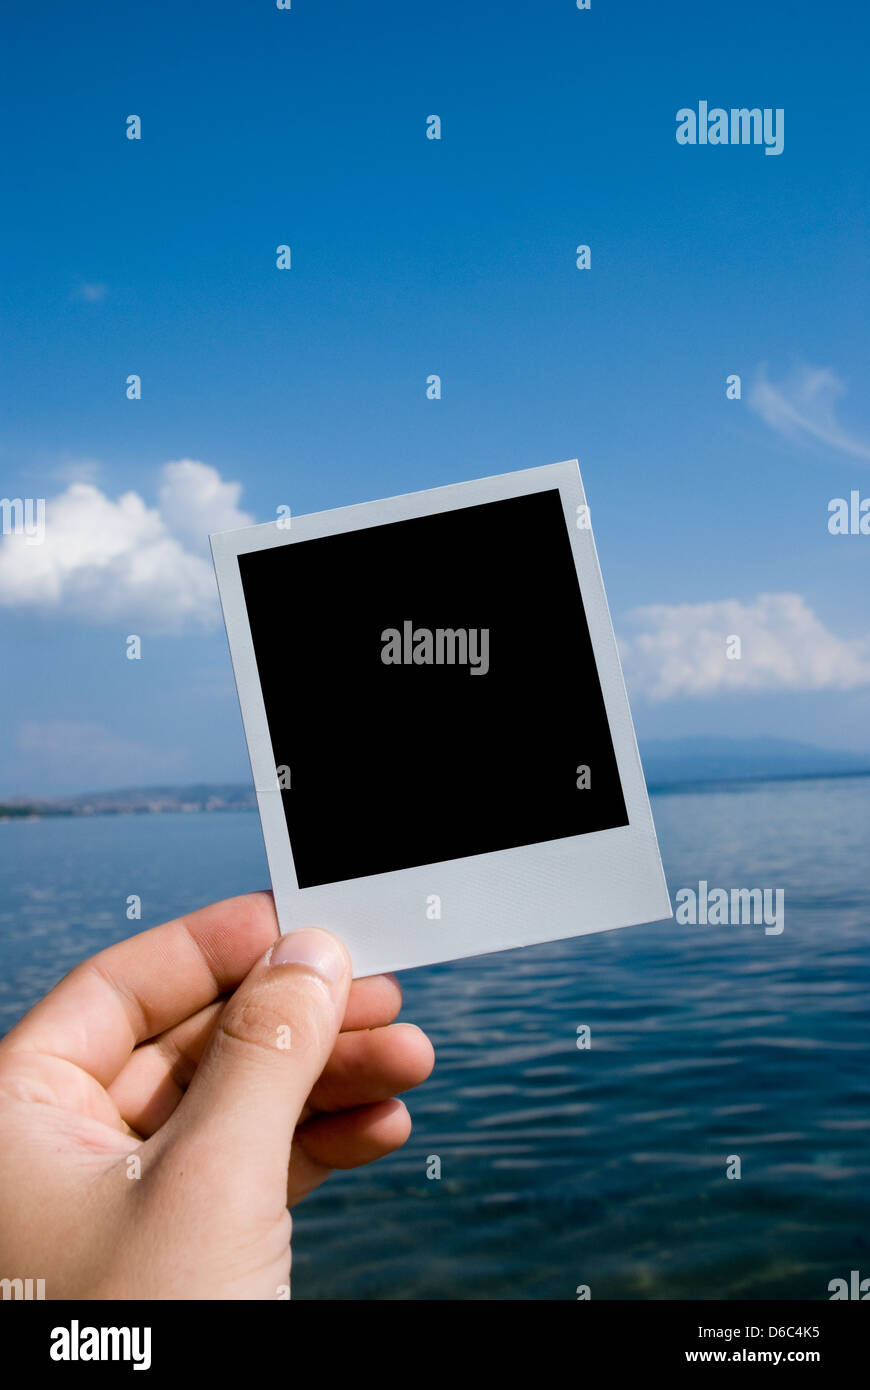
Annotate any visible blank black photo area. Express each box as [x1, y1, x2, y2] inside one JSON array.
[[238, 488, 629, 888]]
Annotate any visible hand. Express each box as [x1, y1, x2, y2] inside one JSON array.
[[0, 891, 434, 1299]]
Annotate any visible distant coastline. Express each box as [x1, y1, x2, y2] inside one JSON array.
[[2, 738, 870, 823], [0, 785, 256, 823]]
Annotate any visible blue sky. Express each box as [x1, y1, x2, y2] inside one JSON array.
[[2, 0, 869, 795]]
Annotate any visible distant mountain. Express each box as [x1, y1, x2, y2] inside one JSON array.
[[639, 736, 870, 789], [2, 740, 869, 820]]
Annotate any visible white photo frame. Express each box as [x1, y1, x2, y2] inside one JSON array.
[[211, 460, 671, 977]]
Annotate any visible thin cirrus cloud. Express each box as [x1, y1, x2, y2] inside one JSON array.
[[71, 282, 109, 303], [749, 364, 870, 463], [0, 459, 254, 632], [16, 720, 188, 794], [619, 593, 870, 701]]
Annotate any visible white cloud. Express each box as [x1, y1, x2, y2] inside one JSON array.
[[0, 460, 254, 631], [749, 364, 870, 462], [619, 592, 870, 701], [158, 458, 252, 552]]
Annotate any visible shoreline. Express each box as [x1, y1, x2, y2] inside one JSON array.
[[2, 768, 869, 825]]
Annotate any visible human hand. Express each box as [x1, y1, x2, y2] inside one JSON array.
[[0, 891, 434, 1299]]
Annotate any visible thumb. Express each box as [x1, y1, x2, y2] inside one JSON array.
[[164, 928, 352, 1195]]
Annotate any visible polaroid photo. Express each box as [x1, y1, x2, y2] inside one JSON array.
[[211, 460, 672, 977]]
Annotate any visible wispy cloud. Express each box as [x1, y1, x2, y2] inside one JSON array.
[[619, 592, 870, 700], [17, 720, 187, 793], [50, 456, 102, 486], [71, 282, 108, 303], [0, 459, 254, 631], [749, 364, 870, 462]]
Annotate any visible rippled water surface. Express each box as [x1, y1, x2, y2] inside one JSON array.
[[1, 777, 868, 1299]]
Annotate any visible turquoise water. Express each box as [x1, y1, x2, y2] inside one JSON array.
[[1, 776, 868, 1299]]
